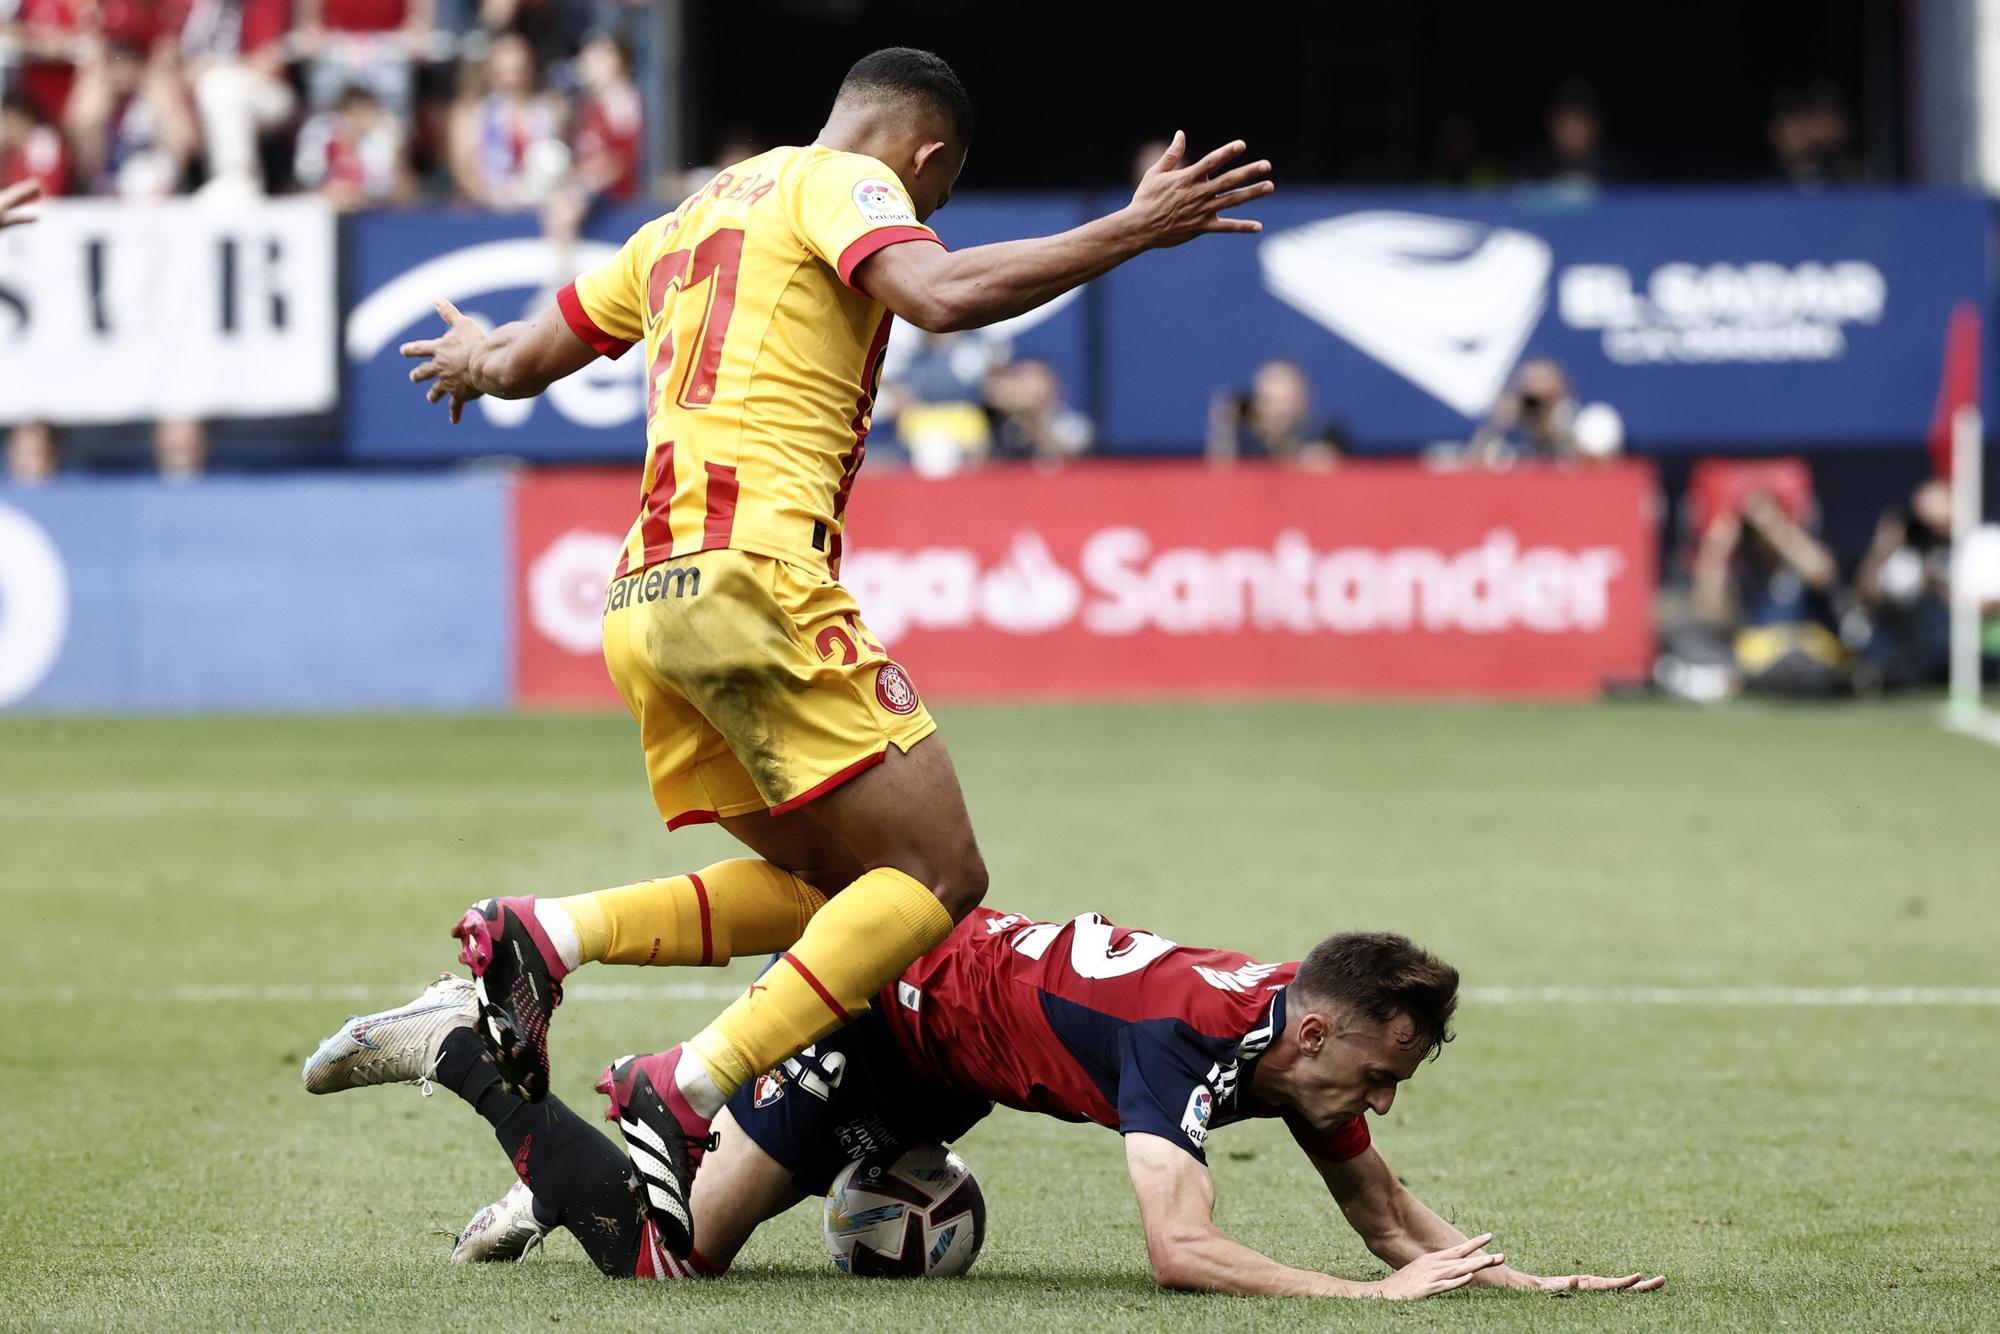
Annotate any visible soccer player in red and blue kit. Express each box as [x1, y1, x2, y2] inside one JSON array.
[[304, 909, 1665, 1300]]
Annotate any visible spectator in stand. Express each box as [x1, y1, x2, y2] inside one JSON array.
[[1853, 478, 1954, 689], [1429, 107, 1504, 189], [1, 90, 69, 197], [295, 81, 413, 208], [538, 31, 638, 264], [1688, 488, 1846, 697], [566, 31, 638, 201], [294, 0, 434, 116], [1769, 80, 1859, 189], [5, 421, 59, 483], [1470, 359, 1578, 465], [447, 30, 566, 210], [1520, 79, 1624, 192], [165, 0, 294, 199], [63, 35, 199, 197], [983, 359, 1092, 466], [1, 0, 91, 125], [1206, 359, 1343, 468]]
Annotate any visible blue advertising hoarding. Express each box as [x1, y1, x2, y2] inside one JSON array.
[[0, 478, 510, 713], [341, 197, 1091, 463], [1101, 188, 1997, 452]]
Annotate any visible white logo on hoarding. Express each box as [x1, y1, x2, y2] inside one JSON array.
[[1559, 260, 1885, 364], [528, 530, 626, 654], [843, 528, 1624, 643], [0, 502, 68, 707], [346, 238, 645, 429], [1259, 211, 1551, 417]]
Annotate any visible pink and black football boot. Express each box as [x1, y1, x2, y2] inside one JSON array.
[[597, 1047, 718, 1259], [451, 897, 568, 1103]]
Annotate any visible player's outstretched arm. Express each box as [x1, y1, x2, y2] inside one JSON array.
[[0, 179, 42, 229], [1312, 1143, 1667, 1294], [1123, 1133, 1503, 1300], [401, 299, 598, 423], [855, 132, 1273, 334]]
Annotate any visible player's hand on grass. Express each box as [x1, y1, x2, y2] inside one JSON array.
[[401, 298, 487, 423], [1124, 131, 1273, 248], [1495, 1268, 1667, 1294], [1365, 1233, 1505, 1300], [0, 179, 43, 229]]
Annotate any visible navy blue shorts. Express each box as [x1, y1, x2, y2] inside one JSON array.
[[726, 1002, 993, 1196]]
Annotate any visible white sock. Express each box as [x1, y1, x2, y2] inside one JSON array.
[[533, 900, 584, 973], [673, 1048, 728, 1119]]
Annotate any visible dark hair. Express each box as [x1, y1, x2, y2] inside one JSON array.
[[838, 47, 972, 144], [1292, 932, 1459, 1061]]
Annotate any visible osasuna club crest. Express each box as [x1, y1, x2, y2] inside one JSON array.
[[875, 662, 920, 715], [752, 1071, 787, 1108]]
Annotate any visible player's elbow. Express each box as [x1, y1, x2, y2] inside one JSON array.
[[892, 288, 970, 335], [1145, 1229, 1216, 1293]]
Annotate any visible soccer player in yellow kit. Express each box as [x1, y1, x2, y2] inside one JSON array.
[[399, 46, 1274, 1256]]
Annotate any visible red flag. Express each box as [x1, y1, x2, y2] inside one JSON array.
[[1927, 299, 1982, 481]]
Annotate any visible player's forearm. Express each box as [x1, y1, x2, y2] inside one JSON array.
[[925, 209, 1150, 332], [467, 321, 554, 398], [1346, 1185, 1469, 1270], [1149, 1228, 1371, 1299]]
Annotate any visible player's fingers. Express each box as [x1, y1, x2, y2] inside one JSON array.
[[427, 382, 446, 404], [1444, 1234, 1496, 1259], [408, 361, 440, 383], [400, 339, 436, 359], [1432, 1271, 1479, 1294], [1190, 138, 1248, 175], [436, 298, 472, 329], [1630, 1276, 1667, 1292], [1211, 182, 1276, 211], [0, 179, 40, 208], [1203, 217, 1263, 234], [1210, 160, 1273, 192]]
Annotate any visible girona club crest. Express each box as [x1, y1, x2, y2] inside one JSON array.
[[875, 662, 920, 716]]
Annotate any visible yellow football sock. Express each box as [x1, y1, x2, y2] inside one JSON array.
[[685, 867, 953, 1099], [552, 859, 827, 968]]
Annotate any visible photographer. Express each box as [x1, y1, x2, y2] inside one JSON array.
[[1467, 359, 1592, 466], [1853, 478, 1954, 689], [1689, 488, 1845, 697], [1205, 359, 1343, 468]]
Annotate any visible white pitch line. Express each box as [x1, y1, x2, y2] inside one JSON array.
[[3, 983, 2000, 1007]]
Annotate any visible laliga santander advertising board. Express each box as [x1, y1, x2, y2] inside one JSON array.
[[515, 462, 1657, 704]]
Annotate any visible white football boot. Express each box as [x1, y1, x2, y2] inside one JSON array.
[[452, 1181, 550, 1263], [301, 974, 476, 1095]]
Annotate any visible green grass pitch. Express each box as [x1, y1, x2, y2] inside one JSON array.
[[4, 700, 1999, 1330]]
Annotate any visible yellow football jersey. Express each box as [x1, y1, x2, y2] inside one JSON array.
[[558, 145, 941, 578]]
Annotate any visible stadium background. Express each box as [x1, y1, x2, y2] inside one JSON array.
[[5, 1, 2000, 1328]]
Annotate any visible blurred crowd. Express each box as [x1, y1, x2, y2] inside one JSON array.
[[0, 0, 654, 217]]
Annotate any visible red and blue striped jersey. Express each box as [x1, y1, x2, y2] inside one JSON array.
[[879, 908, 1372, 1165]]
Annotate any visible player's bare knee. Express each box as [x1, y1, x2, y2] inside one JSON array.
[[930, 848, 988, 920]]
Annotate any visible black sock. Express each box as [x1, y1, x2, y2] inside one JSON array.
[[434, 1027, 645, 1277]]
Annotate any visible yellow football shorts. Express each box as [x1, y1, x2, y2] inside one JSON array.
[[601, 549, 937, 830]]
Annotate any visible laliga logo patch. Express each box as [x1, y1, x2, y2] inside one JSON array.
[[1181, 1086, 1214, 1148], [852, 178, 917, 227], [875, 662, 920, 716], [753, 1071, 787, 1108]]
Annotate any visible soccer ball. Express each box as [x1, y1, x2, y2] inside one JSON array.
[[822, 1145, 985, 1277]]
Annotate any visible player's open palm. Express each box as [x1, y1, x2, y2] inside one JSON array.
[[1126, 131, 1273, 248], [401, 299, 487, 423], [1368, 1233, 1506, 1300]]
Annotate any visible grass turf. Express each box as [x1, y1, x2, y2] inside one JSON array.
[[3, 700, 1998, 1329]]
